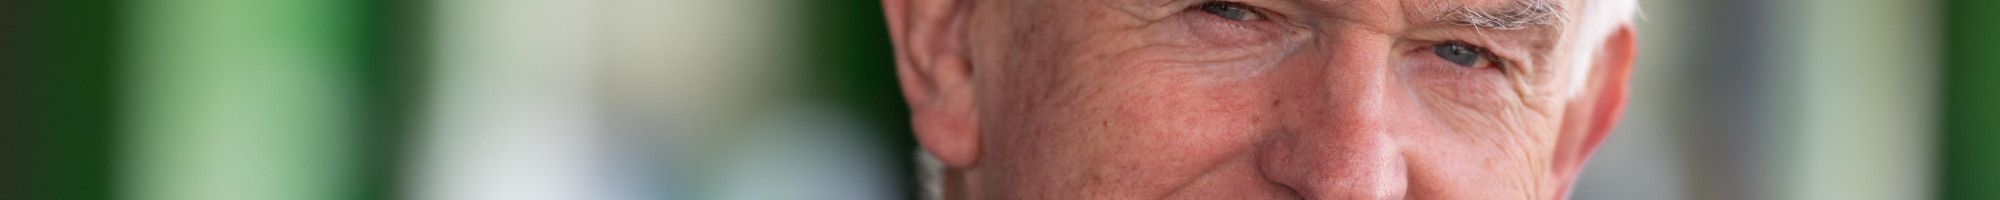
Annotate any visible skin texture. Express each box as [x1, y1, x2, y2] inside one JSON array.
[[884, 0, 1638, 199]]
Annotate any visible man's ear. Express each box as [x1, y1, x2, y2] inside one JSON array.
[[885, 0, 979, 168], [1553, 24, 1637, 183]]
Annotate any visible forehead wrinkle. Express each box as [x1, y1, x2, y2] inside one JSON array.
[[1426, 0, 1568, 30], [1294, 0, 1404, 32]]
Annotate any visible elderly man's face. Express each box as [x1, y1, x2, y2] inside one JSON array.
[[887, 0, 1636, 199]]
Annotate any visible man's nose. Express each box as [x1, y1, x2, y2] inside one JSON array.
[[1256, 40, 1409, 200]]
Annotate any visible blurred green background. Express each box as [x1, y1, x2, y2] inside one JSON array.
[[2, 0, 1994, 199]]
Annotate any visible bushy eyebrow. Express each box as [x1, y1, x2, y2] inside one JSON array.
[[1430, 0, 1566, 30]]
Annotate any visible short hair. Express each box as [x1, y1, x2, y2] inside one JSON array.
[[1564, 0, 1638, 97]]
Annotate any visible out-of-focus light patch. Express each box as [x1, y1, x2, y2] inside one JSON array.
[[1577, 0, 1939, 199], [411, 0, 899, 198], [597, 0, 805, 143], [594, 0, 907, 199], [412, 0, 606, 200], [121, 0, 361, 199], [1783, 0, 1936, 199], [712, 103, 898, 200]]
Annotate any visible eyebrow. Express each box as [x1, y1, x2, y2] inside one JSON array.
[[1430, 0, 1566, 30]]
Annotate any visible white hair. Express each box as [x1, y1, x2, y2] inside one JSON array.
[[1564, 0, 1639, 97], [917, 151, 945, 200]]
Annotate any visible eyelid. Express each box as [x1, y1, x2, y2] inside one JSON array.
[[1205, 1, 1324, 37]]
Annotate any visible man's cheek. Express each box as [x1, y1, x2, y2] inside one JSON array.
[[1406, 89, 1567, 160], [1404, 81, 1565, 174], [1086, 72, 1272, 189], [1086, 58, 1271, 140]]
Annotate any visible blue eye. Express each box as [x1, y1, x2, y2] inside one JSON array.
[[1432, 42, 1486, 67], [1199, 2, 1264, 21]]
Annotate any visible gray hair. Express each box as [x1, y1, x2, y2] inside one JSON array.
[[1436, 0, 1568, 30], [917, 151, 945, 200]]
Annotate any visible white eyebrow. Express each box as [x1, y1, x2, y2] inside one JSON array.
[[1432, 0, 1567, 30]]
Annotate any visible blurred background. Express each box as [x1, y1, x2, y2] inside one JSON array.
[[2, 0, 1995, 199]]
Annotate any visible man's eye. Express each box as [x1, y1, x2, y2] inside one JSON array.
[[1432, 42, 1490, 68], [1198, 2, 1264, 21]]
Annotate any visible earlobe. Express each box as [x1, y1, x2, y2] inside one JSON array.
[[912, 87, 980, 168], [885, 0, 981, 168]]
